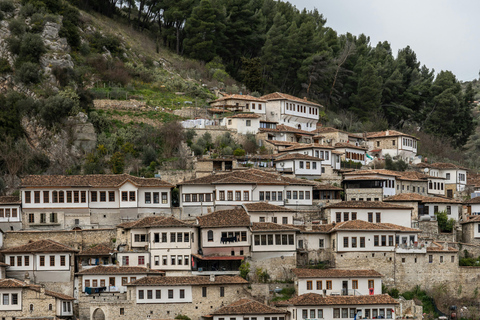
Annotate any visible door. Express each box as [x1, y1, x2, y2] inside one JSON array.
[[342, 280, 348, 295]]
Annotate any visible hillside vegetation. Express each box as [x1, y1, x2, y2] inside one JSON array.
[[0, 0, 479, 193]]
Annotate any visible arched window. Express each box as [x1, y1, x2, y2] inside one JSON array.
[[49, 303, 53, 311], [30, 304, 34, 311], [207, 230, 213, 242], [52, 191, 58, 203]]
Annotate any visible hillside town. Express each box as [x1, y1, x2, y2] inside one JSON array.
[[2, 91, 480, 320]]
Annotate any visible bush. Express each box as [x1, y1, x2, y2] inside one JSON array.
[[191, 143, 204, 156], [88, 32, 123, 56], [30, 13, 47, 33], [39, 94, 76, 126], [15, 62, 41, 84], [8, 19, 27, 37], [6, 36, 20, 55], [239, 260, 250, 279], [110, 152, 125, 174], [233, 148, 245, 157], [19, 2, 44, 17], [435, 210, 455, 233], [17, 33, 46, 64], [59, 6, 80, 49], [0, 0, 16, 13], [0, 58, 11, 74], [142, 146, 157, 166]]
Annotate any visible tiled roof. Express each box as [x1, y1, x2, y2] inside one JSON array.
[[274, 125, 316, 135], [295, 225, 335, 233], [21, 174, 173, 188], [292, 268, 383, 278], [179, 169, 315, 186], [464, 197, 480, 204], [118, 216, 194, 229], [243, 202, 294, 212], [426, 242, 458, 252], [313, 127, 342, 134], [324, 201, 412, 210], [43, 289, 75, 301], [313, 184, 343, 191], [208, 108, 230, 113], [0, 262, 9, 267], [251, 222, 298, 232], [397, 171, 429, 181], [0, 196, 21, 204], [197, 208, 251, 228], [330, 220, 419, 232], [212, 299, 287, 315], [282, 143, 334, 151], [460, 215, 480, 224], [415, 162, 467, 170], [365, 130, 417, 139], [78, 244, 116, 256], [334, 143, 368, 150], [260, 92, 323, 107], [211, 94, 267, 103], [1, 239, 78, 253], [128, 275, 248, 286], [77, 265, 164, 275], [384, 193, 461, 204], [227, 113, 262, 119], [264, 140, 300, 147], [343, 169, 402, 177], [276, 293, 398, 306], [275, 153, 322, 161], [0, 278, 29, 288]]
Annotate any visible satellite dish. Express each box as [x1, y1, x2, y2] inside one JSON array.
[[424, 168, 428, 173]]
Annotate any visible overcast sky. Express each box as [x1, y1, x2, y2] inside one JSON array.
[[289, 0, 479, 82]]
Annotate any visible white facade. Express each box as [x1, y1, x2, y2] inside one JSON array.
[[0, 288, 22, 311], [275, 158, 322, 177], [263, 98, 320, 132], [5, 253, 71, 272], [251, 231, 296, 253], [82, 274, 147, 293], [221, 116, 261, 135], [201, 227, 250, 256], [297, 277, 382, 296], [333, 230, 419, 253], [327, 206, 412, 228]]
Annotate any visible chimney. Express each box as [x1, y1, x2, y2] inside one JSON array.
[[303, 97, 307, 101], [24, 272, 30, 285], [210, 274, 216, 282], [40, 284, 45, 294], [386, 130, 390, 136]]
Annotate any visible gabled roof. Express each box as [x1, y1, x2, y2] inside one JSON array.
[[292, 268, 383, 278], [243, 202, 294, 212], [264, 140, 300, 147], [282, 143, 334, 151], [227, 113, 262, 119], [179, 169, 315, 186], [397, 171, 430, 181], [76, 265, 164, 275], [334, 143, 368, 150], [1, 239, 78, 253], [464, 197, 480, 205], [0, 279, 75, 300], [260, 92, 323, 107], [343, 169, 402, 177], [324, 201, 412, 210], [0, 278, 29, 288], [21, 174, 173, 188], [276, 293, 398, 306], [426, 241, 458, 252], [78, 244, 116, 256], [0, 196, 21, 204], [460, 215, 480, 224], [128, 275, 248, 286], [384, 193, 461, 204], [415, 162, 467, 170], [275, 153, 322, 162], [365, 130, 417, 140], [212, 299, 287, 315], [197, 208, 251, 228], [313, 184, 343, 191], [261, 125, 316, 136], [251, 222, 299, 232], [211, 94, 267, 103], [295, 224, 335, 233], [118, 216, 194, 229], [330, 220, 419, 233]]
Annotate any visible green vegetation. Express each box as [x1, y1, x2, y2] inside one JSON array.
[[384, 154, 408, 171], [459, 250, 480, 266], [401, 286, 439, 317], [239, 260, 250, 279], [435, 210, 455, 233], [271, 287, 296, 302]]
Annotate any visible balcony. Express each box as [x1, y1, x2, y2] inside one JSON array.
[[395, 242, 426, 254]]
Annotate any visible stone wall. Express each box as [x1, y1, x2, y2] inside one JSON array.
[[345, 188, 383, 201], [157, 169, 196, 185], [5, 287, 59, 319], [93, 99, 147, 110], [3, 228, 116, 251], [249, 252, 296, 281], [417, 220, 456, 242]]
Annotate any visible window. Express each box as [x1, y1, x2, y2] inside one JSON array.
[[344, 212, 349, 221], [235, 191, 241, 201], [299, 161, 304, 169], [243, 191, 249, 201], [85, 280, 90, 288], [388, 236, 394, 246], [429, 255, 433, 263], [43, 191, 49, 203], [286, 191, 291, 199], [227, 191, 233, 201], [34, 191, 40, 203], [25, 191, 31, 203], [100, 280, 106, 287], [336, 212, 341, 223], [60, 255, 66, 266], [93, 280, 98, 287], [376, 212, 381, 223], [179, 289, 185, 298], [91, 191, 97, 202], [282, 217, 288, 224], [153, 192, 159, 203], [12, 293, 18, 305], [202, 286, 207, 297], [306, 281, 313, 290], [333, 308, 340, 318], [40, 255, 45, 266], [352, 280, 358, 289], [352, 212, 357, 220], [138, 290, 144, 299], [74, 191, 79, 203], [220, 286, 225, 297], [368, 280, 374, 289], [447, 206, 451, 215], [120, 308, 125, 315], [259, 191, 264, 201], [319, 239, 324, 248], [219, 191, 225, 201], [122, 256, 129, 266], [343, 237, 349, 248], [381, 235, 386, 246], [207, 230, 214, 242], [374, 235, 379, 246], [138, 256, 145, 265], [352, 237, 357, 248], [50, 212, 57, 223], [25, 256, 30, 266], [129, 191, 136, 201], [246, 120, 251, 126], [368, 212, 373, 223], [10, 256, 14, 266], [326, 280, 332, 290]]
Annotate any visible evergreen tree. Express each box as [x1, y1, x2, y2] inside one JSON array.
[[350, 62, 383, 121]]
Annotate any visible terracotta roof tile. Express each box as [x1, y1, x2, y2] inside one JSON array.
[[197, 208, 251, 228], [243, 202, 294, 212], [415, 162, 467, 170], [0, 278, 29, 288], [296, 225, 335, 233], [292, 268, 383, 278], [334, 143, 368, 150], [384, 193, 461, 204], [251, 222, 298, 231], [212, 299, 287, 315], [1, 239, 77, 253], [325, 201, 412, 210], [313, 184, 343, 191], [464, 197, 480, 204], [365, 130, 417, 139], [128, 275, 248, 286], [264, 140, 300, 147], [461, 215, 480, 224], [343, 169, 402, 177], [77, 265, 165, 275], [43, 289, 75, 301], [227, 113, 262, 119], [119, 216, 194, 229], [397, 171, 430, 181], [0, 196, 21, 204], [260, 92, 323, 107], [275, 153, 322, 161], [282, 143, 334, 151], [211, 94, 267, 103], [21, 174, 173, 188], [276, 293, 398, 306], [78, 244, 116, 256]]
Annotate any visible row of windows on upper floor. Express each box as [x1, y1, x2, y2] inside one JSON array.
[[345, 152, 365, 161], [183, 190, 309, 202], [285, 103, 319, 116], [253, 234, 295, 246], [134, 232, 192, 243], [335, 212, 382, 223], [305, 279, 374, 291], [298, 161, 319, 170], [23, 190, 168, 204], [8, 255, 67, 267], [0, 208, 18, 218]]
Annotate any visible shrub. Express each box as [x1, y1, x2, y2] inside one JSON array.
[[59, 6, 80, 49], [39, 94, 76, 126], [29, 13, 46, 33], [19, 2, 44, 17], [0, 0, 15, 13], [8, 19, 27, 37], [18, 33, 46, 64], [6, 36, 20, 55], [110, 152, 125, 174], [142, 146, 157, 166], [174, 315, 191, 320], [15, 62, 41, 84], [191, 143, 204, 156], [239, 260, 250, 279], [233, 148, 245, 157], [0, 11, 4, 21], [0, 58, 12, 74], [435, 210, 455, 233], [88, 32, 123, 56], [51, 66, 76, 87]]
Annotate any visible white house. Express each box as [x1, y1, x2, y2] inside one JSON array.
[[274, 153, 322, 178], [260, 124, 315, 144], [324, 201, 413, 228], [334, 143, 368, 165], [292, 268, 383, 296], [0, 196, 21, 231], [1, 239, 78, 293], [209, 94, 267, 115], [221, 114, 262, 135], [261, 92, 322, 132], [117, 216, 198, 271], [276, 292, 398, 320], [178, 169, 316, 216], [20, 174, 174, 229], [211, 298, 288, 320], [77, 265, 164, 294], [280, 143, 341, 173], [416, 163, 468, 198], [365, 130, 419, 162], [243, 202, 295, 225], [465, 196, 480, 216]]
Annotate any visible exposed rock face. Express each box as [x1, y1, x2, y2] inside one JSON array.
[[70, 112, 97, 153], [41, 22, 74, 85]]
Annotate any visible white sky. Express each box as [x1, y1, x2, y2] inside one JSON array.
[[289, 0, 479, 81]]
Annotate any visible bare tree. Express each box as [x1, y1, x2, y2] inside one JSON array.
[[0, 136, 30, 187]]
